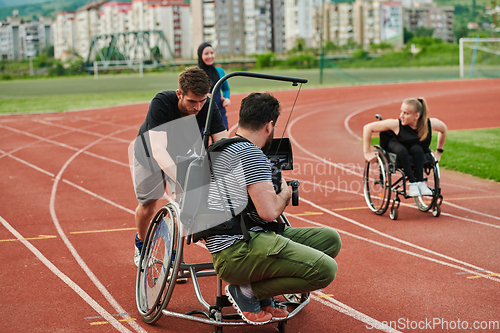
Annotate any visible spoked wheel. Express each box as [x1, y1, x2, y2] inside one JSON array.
[[415, 160, 440, 213], [363, 147, 391, 215], [136, 202, 183, 324]]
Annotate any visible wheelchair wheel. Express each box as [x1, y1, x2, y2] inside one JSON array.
[[414, 161, 440, 212], [363, 147, 391, 215], [432, 204, 441, 217], [136, 202, 183, 324], [389, 196, 399, 220]]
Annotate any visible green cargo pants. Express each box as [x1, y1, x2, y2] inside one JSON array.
[[211, 226, 341, 300]]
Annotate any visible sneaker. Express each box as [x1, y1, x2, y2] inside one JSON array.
[[408, 183, 420, 197], [134, 234, 144, 267], [225, 284, 272, 325], [260, 298, 288, 320], [417, 182, 433, 196]]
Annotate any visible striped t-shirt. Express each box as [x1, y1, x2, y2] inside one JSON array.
[[205, 141, 272, 253]]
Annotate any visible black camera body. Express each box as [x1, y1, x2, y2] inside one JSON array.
[[266, 138, 300, 206]]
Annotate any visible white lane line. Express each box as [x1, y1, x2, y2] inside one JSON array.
[[441, 211, 500, 229], [292, 177, 500, 228], [0, 148, 55, 177], [343, 100, 398, 142], [299, 198, 500, 282], [0, 215, 133, 333], [288, 110, 363, 177], [311, 291, 402, 333], [0, 148, 135, 218], [62, 179, 135, 215], [443, 201, 500, 221], [31, 118, 133, 144], [292, 214, 498, 282], [0, 123, 130, 167], [0, 129, 74, 160], [49, 128, 146, 333]]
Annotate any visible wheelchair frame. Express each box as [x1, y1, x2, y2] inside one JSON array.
[[136, 202, 309, 332], [136, 72, 309, 332], [363, 144, 443, 220]]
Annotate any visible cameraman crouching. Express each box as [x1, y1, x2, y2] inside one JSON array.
[[205, 92, 342, 325]]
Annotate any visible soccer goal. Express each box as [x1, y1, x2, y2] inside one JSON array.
[[92, 60, 147, 79], [459, 38, 500, 78]]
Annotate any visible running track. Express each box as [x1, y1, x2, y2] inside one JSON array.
[[1, 78, 499, 332]]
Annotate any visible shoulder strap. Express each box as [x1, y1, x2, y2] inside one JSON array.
[[208, 137, 251, 153]]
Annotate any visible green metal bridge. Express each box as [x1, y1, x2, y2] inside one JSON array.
[[86, 30, 174, 69]]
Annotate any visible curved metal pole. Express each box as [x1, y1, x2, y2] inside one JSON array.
[[202, 71, 308, 149]]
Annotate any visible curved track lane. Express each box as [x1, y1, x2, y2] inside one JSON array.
[[0, 79, 499, 332]]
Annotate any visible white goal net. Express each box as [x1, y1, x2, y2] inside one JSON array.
[[459, 38, 500, 78]]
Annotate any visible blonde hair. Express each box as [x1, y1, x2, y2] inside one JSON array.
[[403, 97, 429, 141]]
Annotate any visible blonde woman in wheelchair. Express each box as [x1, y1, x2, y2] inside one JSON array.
[[363, 97, 447, 197]]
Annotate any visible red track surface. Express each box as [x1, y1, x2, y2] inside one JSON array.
[[1, 78, 499, 333]]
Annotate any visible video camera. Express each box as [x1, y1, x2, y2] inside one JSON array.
[[266, 138, 300, 206]]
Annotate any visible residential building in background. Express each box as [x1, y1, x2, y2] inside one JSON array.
[[1, 0, 454, 62], [354, 0, 403, 48], [53, 11, 76, 60], [403, 1, 454, 43], [75, 1, 103, 60], [206, 0, 286, 57], [322, 1, 356, 47], [144, 0, 191, 59], [285, 0, 315, 50], [1, 11, 52, 60]]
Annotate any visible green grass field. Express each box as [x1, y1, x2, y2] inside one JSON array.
[[0, 67, 464, 114]]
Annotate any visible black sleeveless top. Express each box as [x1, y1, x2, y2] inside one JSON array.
[[380, 119, 432, 151], [397, 118, 432, 148]]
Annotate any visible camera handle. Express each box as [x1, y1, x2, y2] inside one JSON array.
[[287, 180, 300, 206], [272, 169, 300, 206]]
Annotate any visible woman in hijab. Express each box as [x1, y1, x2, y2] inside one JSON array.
[[197, 42, 230, 129]]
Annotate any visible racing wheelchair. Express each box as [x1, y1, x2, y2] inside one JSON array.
[[136, 72, 308, 332], [363, 115, 443, 220]]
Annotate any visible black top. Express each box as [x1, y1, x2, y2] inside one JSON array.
[[134, 90, 226, 171], [396, 118, 432, 148], [380, 118, 432, 151]]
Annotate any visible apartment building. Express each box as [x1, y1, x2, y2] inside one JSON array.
[[285, 0, 314, 50], [99, 1, 131, 35], [201, 0, 285, 57], [0, 14, 52, 60], [144, 0, 191, 58], [355, 0, 403, 48], [75, 1, 102, 59], [53, 12, 76, 60], [52, 0, 191, 60], [0, 16, 20, 60], [47, 0, 453, 62], [403, 2, 454, 43], [322, 1, 355, 47]]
